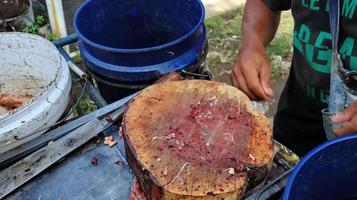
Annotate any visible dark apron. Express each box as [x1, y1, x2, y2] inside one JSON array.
[[273, 0, 342, 156]]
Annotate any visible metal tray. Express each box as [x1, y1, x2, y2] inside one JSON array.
[[245, 141, 299, 200]]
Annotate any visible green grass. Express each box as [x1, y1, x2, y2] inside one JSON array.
[[267, 11, 294, 58], [73, 93, 98, 117], [205, 8, 294, 80]]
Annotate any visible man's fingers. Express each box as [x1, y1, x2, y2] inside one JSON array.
[[232, 50, 272, 101], [236, 74, 258, 100], [241, 65, 268, 100], [331, 104, 357, 136], [333, 114, 357, 136], [332, 102, 357, 123], [334, 122, 355, 137], [232, 67, 258, 100], [231, 66, 241, 88], [260, 61, 274, 97]]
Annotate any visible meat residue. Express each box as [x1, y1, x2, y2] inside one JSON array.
[[153, 97, 254, 170], [0, 93, 32, 111]]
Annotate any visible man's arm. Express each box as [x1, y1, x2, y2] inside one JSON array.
[[232, 0, 282, 100], [241, 0, 281, 49]]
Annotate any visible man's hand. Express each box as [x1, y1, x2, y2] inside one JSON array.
[[230, 0, 281, 100], [232, 46, 274, 101], [332, 102, 357, 136]]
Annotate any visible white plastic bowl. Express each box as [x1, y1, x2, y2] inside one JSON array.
[[0, 32, 71, 153]]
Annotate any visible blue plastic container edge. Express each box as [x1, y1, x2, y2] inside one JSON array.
[[283, 134, 357, 200], [78, 34, 206, 71], [73, 0, 206, 54], [80, 40, 206, 82]]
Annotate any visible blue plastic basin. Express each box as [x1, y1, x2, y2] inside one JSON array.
[[284, 134, 357, 200], [74, 0, 206, 83]]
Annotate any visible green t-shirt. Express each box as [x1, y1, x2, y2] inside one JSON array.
[[264, 0, 357, 114]]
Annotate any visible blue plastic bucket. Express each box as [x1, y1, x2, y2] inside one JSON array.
[[284, 134, 357, 200], [74, 0, 207, 102]]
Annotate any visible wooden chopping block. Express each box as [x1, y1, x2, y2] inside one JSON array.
[[123, 80, 273, 200]]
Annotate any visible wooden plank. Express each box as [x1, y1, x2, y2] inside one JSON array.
[[0, 118, 110, 199]]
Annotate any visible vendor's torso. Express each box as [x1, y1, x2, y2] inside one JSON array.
[[290, 0, 357, 112]]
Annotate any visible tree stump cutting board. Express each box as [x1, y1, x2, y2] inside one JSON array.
[[123, 80, 273, 200]]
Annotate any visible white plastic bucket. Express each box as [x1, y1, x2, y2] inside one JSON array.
[[0, 32, 71, 153]]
